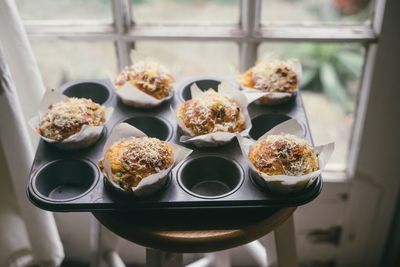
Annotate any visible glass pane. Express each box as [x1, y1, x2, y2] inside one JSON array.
[[132, 0, 239, 24], [258, 43, 366, 169], [15, 0, 112, 20], [134, 42, 238, 78], [261, 0, 374, 25], [30, 40, 117, 89]]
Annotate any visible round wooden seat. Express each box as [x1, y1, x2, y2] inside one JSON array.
[[93, 207, 295, 253]]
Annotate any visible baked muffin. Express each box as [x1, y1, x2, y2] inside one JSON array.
[[238, 60, 299, 95], [249, 134, 318, 176], [37, 98, 106, 141], [176, 89, 246, 136], [115, 61, 174, 100], [99, 137, 174, 190]]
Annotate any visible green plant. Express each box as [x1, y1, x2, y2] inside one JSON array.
[[287, 44, 364, 113]]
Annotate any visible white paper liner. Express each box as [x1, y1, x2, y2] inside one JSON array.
[[174, 82, 267, 147], [28, 89, 113, 150], [114, 81, 174, 108], [100, 123, 192, 197], [237, 119, 334, 193], [238, 54, 303, 105]]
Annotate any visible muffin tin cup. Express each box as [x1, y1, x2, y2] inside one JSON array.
[[32, 159, 99, 202], [250, 169, 317, 194], [123, 115, 173, 141], [29, 88, 114, 151], [114, 80, 174, 109], [179, 77, 229, 101], [237, 119, 334, 194], [238, 57, 302, 106], [100, 123, 192, 198], [175, 82, 263, 147], [177, 155, 244, 199], [249, 113, 306, 140], [28, 77, 325, 212], [60, 80, 113, 105]]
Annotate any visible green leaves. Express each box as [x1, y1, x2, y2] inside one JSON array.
[[320, 63, 353, 112], [287, 43, 363, 113]]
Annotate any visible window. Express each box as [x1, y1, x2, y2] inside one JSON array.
[[16, 0, 377, 177]]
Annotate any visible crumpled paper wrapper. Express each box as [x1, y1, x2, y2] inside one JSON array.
[[112, 79, 174, 108], [174, 82, 266, 147], [237, 119, 334, 193], [239, 54, 302, 105], [110, 51, 178, 108], [100, 123, 192, 197], [29, 88, 113, 150]]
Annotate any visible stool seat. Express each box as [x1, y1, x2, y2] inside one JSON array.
[[93, 207, 295, 253]]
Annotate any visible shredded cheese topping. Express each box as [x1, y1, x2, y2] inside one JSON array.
[[38, 98, 105, 141], [238, 59, 299, 97], [101, 137, 174, 190], [115, 61, 174, 99], [177, 89, 245, 136], [249, 134, 319, 176]]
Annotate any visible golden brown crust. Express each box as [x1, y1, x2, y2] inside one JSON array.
[[238, 60, 299, 102], [37, 98, 106, 141], [115, 61, 174, 100], [99, 137, 174, 190], [176, 89, 246, 136], [249, 134, 318, 176]]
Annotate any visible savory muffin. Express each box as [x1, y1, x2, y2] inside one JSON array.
[[99, 137, 174, 190], [249, 134, 318, 176], [115, 61, 174, 100], [238, 60, 299, 95], [37, 98, 106, 141], [176, 89, 246, 136]]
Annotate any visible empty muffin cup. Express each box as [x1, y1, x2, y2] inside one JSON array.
[[178, 155, 244, 199], [33, 159, 99, 201], [62, 81, 112, 105], [249, 113, 305, 140], [123, 116, 173, 141], [180, 79, 222, 101]]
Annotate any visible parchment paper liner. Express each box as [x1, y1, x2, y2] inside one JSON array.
[[238, 54, 302, 105], [110, 51, 178, 108], [237, 119, 334, 193], [100, 123, 192, 197], [29, 89, 113, 150], [174, 82, 266, 147]]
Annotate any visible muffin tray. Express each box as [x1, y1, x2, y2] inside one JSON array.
[[27, 77, 322, 212]]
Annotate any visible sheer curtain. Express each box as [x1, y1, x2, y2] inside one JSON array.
[[0, 0, 64, 266]]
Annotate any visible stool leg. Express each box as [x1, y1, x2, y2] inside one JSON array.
[[147, 249, 183, 267], [209, 251, 230, 267], [274, 215, 297, 267], [90, 216, 120, 267], [244, 241, 268, 267]]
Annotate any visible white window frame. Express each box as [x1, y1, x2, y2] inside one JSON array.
[[20, 0, 400, 266]]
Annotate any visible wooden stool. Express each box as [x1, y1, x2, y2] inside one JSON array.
[[92, 207, 297, 267]]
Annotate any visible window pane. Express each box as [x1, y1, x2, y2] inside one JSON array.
[[30, 40, 117, 89], [261, 0, 374, 25], [15, 0, 112, 20], [134, 42, 238, 77], [258, 43, 365, 169], [131, 0, 239, 24]]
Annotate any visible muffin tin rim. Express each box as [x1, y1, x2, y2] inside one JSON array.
[[31, 158, 101, 202], [176, 153, 245, 200], [59, 79, 115, 106]]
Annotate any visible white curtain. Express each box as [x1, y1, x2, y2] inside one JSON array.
[[0, 0, 64, 266]]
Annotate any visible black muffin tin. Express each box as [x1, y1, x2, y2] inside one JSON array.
[[27, 77, 322, 212]]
